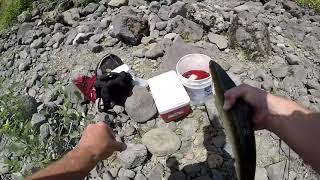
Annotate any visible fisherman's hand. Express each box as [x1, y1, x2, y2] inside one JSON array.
[[76, 122, 127, 162], [223, 84, 310, 130]]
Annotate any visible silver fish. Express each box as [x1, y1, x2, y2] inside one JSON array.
[[209, 60, 256, 180]]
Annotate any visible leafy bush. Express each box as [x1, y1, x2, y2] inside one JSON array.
[[297, 0, 320, 12], [0, 0, 32, 30], [0, 94, 49, 173], [0, 92, 84, 175]]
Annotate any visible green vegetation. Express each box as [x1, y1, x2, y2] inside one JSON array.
[[0, 94, 49, 173], [0, 89, 85, 175], [0, 0, 32, 30], [297, 0, 320, 12]]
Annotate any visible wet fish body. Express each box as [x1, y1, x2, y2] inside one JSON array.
[[209, 61, 256, 180]]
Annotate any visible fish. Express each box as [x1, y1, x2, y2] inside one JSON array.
[[209, 60, 256, 180]]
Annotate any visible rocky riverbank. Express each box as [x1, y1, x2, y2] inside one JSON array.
[[0, 0, 320, 179]]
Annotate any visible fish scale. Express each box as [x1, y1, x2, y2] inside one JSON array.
[[209, 61, 256, 180]]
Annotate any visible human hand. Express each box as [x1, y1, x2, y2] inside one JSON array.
[[222, 84, 307, 130], [76, 122, 126, 161]]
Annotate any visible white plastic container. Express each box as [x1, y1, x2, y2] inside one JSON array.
[[148, 71, 190, 122], [176, 54, 213, 105]]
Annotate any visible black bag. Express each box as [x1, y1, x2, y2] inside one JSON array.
[[95, 54, 134, 112]]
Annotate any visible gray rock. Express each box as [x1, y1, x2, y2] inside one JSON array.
[[105, 36, 120, 47], [145, 43, 164, 59], [118, 168, 136, 178], [19, 60, 31, 72], [270, 64, 289, 78], [158, 5, 171, 21], [234, 4, 250, 12], [180, 117, 199, 138], [52, 32, 64, 44], [73, 33, 91, 45], [108, 0, 128, 7], [147, 164, 163, 180], [30, 38, 45, 49], [18, 95, 38, 118], [125, 87, 157, 123], [128, 0, 145, 6], [291, 65, 307, 82], [88, 42, 103, 53], [266, 161, 288, 180], [31, 113, 47, 128], [42, 10, 61, 25], [96, 4, 107, 13], [100, 17, 111, 29], [19, 50, 29, 59], [113, 105, 125, 114], [111, 15, 148, 45], [149, 1, 160, 13], [66, 29, 78, 45], [103, 172, 114, 180], [18, 11, 32, 23], [119, 177, 131, 180], [243, 79, 262, 89], [207, 152, 223, 168], [164, 32, 177, 40], [62, 8, 80, 26], [284, 21, 306, 42], [262, 75, 273, 91], [229, 11, 271, 61], [229, 64, 243, 74], [109, 168, 119, 177], [117, 143, 147, 169], [207, 33, 228, 50], [166, 15, 203, 41], [169, 1, 186, 18], [39, 123, 50, 140], [255, 167, 268, 180], [168, 172, 186, 180], [123, 126, 135, 136], [155, 21, 167, 31], [285, 54, 300, 65], [89, 34, 104, 43], [81, 3, 99, 16], [158, 35, 219, 73], [56, 0, 74, 12], [142, 128, 181, 156], [134, 171, 147, 180], [133, 47, 147, 58]]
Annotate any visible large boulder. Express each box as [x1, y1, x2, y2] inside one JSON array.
[[125, 87, 157, 123], [142, 128, 181, 156], [166, 15, 203, 41], [229, 11, 271, 61], [111, 14, 148, 45]]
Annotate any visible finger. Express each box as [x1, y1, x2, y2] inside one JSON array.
[[223, 84, 249, 110], [111, 141, 127, 152]]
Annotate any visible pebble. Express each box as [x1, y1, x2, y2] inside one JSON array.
[[207, 33, 228, 50], [285, 54, 300, 65], [117, 143, 147, 169], [255, 167, 268, 180], [31, 113, 47, 129], [266, 161, 288, 180], [118, 168, 136, 178], [270, 64, 289, 78], [108, 0, 128, 7], [147, 164, 163, 180]]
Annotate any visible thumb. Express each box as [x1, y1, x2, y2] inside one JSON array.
[[223, 92, 236, 111]]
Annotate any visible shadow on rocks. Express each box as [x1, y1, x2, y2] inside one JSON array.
[[167, 114, 237, 180]]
